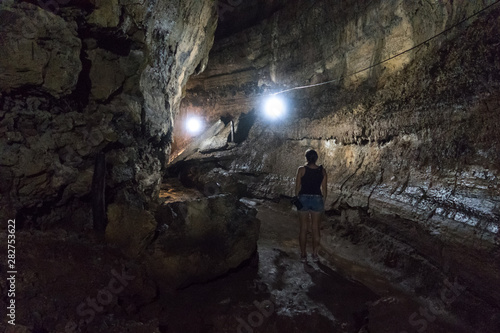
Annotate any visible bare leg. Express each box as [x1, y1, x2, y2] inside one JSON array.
[[298, 211, 309, 257], [311, 211, 322, 256]]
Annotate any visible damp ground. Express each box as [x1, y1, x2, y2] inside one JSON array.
[[157, 199, 468, 333]]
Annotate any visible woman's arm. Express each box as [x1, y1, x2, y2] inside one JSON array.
[[321, 168, 328, 199], [295, 167, 304, 196]]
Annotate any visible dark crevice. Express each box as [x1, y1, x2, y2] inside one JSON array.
[[377, 134, 396, 146], [359, 138, 370, 145], [194, 60, 204, 75], [220, 114, 233, 125], [94, 29, 133, 56], [165, 160, 189, 179], [69, 19, 92, 110], [102, 141, 127, 154], [234, 109, 256, 143]]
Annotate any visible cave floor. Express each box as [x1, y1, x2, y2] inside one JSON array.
[[158, 199, 468, 333]]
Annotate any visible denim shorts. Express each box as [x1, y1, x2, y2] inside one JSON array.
[[298, 194, 324, 212]]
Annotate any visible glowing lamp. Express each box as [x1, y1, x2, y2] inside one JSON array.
[[185, 116, 203, 135], [263, 96, 286, 120]]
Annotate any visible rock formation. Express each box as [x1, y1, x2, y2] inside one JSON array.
[[0, 1, 260, 331], [107, 179, 260, 290], [174, 0, 500, 330], [0, 0, 217, 227]]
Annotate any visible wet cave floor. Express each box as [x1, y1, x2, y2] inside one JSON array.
[[158, 200, 468, 333]]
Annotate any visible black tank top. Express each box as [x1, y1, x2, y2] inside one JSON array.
[[299, 165, 323, 196]]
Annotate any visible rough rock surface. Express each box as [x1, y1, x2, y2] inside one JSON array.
[[174, 0, 500, 329], [106, 180, 260, 289], [0, 0, 265, 329], [0, 0, 217, 228], [0, 4, 81, 96]]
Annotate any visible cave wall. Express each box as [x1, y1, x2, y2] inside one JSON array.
[[0, 0, 217, 228], [177, 0, 500, 320], [181, 0, 500, 228]]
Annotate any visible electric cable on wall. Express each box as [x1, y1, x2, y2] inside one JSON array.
[[272, 0, 500, 95]]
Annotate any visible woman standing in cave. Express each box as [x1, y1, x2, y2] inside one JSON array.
[[294, 149, 328, 263]]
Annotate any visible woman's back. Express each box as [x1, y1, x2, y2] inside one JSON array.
[[299, 165, 323, 196]]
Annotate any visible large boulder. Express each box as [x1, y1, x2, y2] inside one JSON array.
[[106, 188, 260, 289]]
